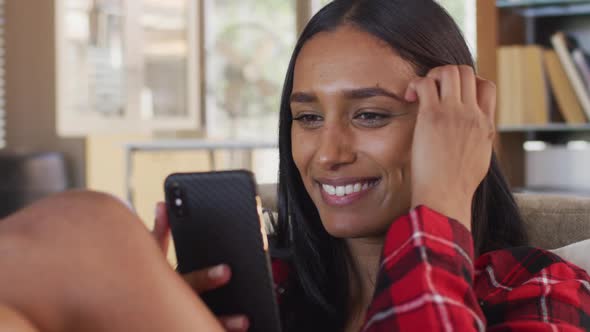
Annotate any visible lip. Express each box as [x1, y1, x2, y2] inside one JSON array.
[[316, 177, 381, 207]]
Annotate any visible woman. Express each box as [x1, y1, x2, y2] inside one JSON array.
[[155, 0, 590, 331], [275, 0, 522, 330]]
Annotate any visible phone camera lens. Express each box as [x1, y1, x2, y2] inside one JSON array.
[[171, 185, 186, 218]]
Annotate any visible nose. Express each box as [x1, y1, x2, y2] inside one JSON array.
[[315, 122, 356, 171]]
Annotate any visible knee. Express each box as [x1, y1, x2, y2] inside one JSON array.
[[0, 190, 163, 287], [45, 189, 136, 224], [0, 190, 146, 245], [0, 192, 168, 332], [39, 189, 133, 217]]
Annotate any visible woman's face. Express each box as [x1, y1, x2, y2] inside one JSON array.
[[291, 25, 418, 238]]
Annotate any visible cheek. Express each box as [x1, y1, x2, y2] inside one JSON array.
[[358, 122, 415, 170], [291, 127, 315, 178]]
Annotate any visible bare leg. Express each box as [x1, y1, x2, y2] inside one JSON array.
[[0, 191, 223, 332]]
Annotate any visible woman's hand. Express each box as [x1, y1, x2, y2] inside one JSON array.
[[153, 202, 250, 332], [405, 65, 496, 230]]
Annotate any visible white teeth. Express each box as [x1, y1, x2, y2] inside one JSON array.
[[322, 184, 336, 195], [321, 179, 379, 197], [345, 184, 354, 195], [353, 183, 362, 193]]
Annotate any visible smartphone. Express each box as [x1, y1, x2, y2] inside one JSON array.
[[164, 170, 282, 332]]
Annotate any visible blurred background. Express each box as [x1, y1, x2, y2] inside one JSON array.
[[1, 0, 588, 229]]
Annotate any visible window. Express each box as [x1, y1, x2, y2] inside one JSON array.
[[437, 0, 477, 55], [56, 0, 200, 136], [311, 0, 332, 12], [204, 0, 296, 140], [141, 0, 195, 119]]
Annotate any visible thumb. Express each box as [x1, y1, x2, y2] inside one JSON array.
[[153, 202, 170, 253]]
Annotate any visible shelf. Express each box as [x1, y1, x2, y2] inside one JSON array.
[[498, 0, 590, 8], [498, 123, 590, 132], [498, 0, 590, 18], [513, 186, 590, 196]]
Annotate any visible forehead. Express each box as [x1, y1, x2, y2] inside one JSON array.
[[293, 25, 416, 93]]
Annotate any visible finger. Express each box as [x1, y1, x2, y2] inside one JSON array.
[[219, 315, 250, 332], [458, 65, 477, 106], [153, 202, 170, 253], [405, 77, 440, 111], [426, 65, 461, 102], [183, 264, 231, 294], [476, 77, 497, 126]]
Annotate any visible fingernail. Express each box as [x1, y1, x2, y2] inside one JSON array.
[[225, 316, 247, 330], [208, 264, 226, 279]]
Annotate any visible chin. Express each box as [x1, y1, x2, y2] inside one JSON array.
[[319, 212, 387, 239]]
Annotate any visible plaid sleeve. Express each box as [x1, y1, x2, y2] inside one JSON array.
[[475, 246, 590, 331], [271, 259, 290, 304], [362, 205, 484, 332]]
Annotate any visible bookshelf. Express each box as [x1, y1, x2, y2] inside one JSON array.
[[477, 0, 590, 189]]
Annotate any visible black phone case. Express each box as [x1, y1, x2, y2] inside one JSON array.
[[164, 170, 281, 332]]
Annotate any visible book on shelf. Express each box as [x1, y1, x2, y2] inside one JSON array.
[[497, 34, 590, 126], [571, 49, 590, 91], [523, 46, 550, 124], [550, 32, 590, 121], [543, 50, 588, 124], [497, 45, 549, 126]]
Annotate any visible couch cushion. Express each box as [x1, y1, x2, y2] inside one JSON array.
[[515, 193, 590, 249], [551, 239, 590, 273]]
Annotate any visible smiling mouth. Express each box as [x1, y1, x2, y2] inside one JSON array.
[[318, 178, 381, 198]]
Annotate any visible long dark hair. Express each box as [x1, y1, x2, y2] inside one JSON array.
[[274, 1, 528, 331]]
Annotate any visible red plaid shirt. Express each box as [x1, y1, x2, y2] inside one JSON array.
[[273, 205, 590, 331]]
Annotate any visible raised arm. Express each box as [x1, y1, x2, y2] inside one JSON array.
[[364, 204, 590, 331], [363, 205, 484, 331]]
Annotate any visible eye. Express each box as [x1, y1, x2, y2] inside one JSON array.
[[292, 113, 323, 129], [356, 112, 386, 121], [353, 111, 391, 127]]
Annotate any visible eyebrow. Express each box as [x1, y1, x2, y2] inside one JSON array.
[[290, 92, 318, 103], [290, 87, 407, 104]]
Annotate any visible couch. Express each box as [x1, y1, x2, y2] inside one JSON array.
[[0, 152, 69, 219]]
